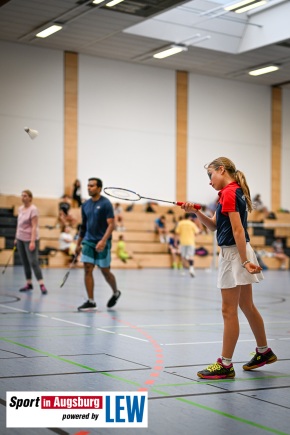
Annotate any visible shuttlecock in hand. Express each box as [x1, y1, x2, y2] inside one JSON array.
[[24, 127, 39, 140]]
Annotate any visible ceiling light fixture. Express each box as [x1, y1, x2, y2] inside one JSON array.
[[249, 65, 279, 76], [92, 0, 104, 4], [106, 0, 125, 7], [224, 0, 267, 13], [36, 24, 62, 38], [153, 45, 188, 59], [235, 0, 267, 13], [224, 0, 255, 11]]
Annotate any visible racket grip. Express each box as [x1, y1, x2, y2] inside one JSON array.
[[176, 201, 201, 210]]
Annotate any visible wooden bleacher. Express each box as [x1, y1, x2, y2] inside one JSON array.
[[0, 237, 5, 250], [110, 214, 216, 269], [264, 214, 290, 238], [248, 210, 290, 269], [248, 209, 266, 222], [261, 255, 290, 270], [0, 249, 14, 266]]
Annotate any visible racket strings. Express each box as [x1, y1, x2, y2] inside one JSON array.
[[104, 188, 140, 201]]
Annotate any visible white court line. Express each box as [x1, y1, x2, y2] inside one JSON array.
[[161, 338, 277, 346], [1, 305, 289, 329], [100, 320, 290, 328], [51, 317, 91, 327], [97, 329, 116, 334], [119, 334, 149, 342], [161, 340, 222, 346], [2, 305, 288, 345], [0, 304, 29, 313]]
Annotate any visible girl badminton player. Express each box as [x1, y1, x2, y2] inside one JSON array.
[[182, 157, 277, 379]]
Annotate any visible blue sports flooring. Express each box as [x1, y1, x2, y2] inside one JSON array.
[[0, 265, 290, 434]]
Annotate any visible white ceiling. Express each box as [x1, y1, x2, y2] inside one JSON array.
[[1, 0, 290, 87]]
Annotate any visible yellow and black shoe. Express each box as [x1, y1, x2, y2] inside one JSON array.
[[197, 358, 235, 379], [243, 348, 277, 371]]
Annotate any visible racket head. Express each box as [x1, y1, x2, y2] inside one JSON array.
[[104, 187, 141, 202], [59, 255, 78, 287], [60, 271, 70, 288]]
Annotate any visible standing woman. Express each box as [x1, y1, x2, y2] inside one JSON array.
[[72, 179, 82, 207], [15, 190, 48, 294], [182, 157, 277, 379]]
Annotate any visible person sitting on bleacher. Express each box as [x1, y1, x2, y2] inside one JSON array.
[[145, 201, 157, 213], [58, 194, 76, 230], [59, 226, 77, 258], [59, 194, 71, 214], [167, 230, 182, 269], [272, 237, 288, 270], [154, 215, 168, 243], [116, 235, 132, 263], [114, 203, 125, 231], [252, 194, 269, 217]]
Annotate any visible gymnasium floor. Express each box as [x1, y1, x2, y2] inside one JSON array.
[[0, 265, 290, 435]]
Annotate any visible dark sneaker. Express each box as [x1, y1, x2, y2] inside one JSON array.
[[78, 300, 97, 311], [40, 284, 48, 295], [19, 284, 33, 292], [107, 290, 121, 308], [197, 358, 235, 379], [243, 348, 277, 371]]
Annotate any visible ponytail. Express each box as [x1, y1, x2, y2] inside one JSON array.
[[234, 170, 253, 212]]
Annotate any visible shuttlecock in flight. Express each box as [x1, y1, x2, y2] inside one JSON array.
[[24, 127, 39, 140]]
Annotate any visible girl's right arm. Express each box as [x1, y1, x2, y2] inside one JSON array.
[[181, 203, 217, 232]]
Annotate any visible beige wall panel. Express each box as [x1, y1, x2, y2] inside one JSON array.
[[271, 87, 282, 212], [64, 52, 78, 196], [176, 71, 188, 201]]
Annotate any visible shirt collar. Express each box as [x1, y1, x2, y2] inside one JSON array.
[[218, 181, 239, 198]]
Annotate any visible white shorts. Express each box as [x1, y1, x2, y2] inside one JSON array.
[[217, 243, 264, 289]]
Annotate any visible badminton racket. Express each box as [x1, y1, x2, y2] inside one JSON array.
[[60, 254, 78, 288], [104, 187, 201, 209], [2, 246, 16, 274]]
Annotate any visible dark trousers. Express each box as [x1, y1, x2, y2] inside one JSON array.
[[17, 240, 43, 281]]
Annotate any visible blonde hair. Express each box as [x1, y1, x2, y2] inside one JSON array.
[[204, 157, 253, 212], [22, 189, 33, 199]]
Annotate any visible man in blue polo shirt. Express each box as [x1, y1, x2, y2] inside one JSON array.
[[75, 178, 121, 311]]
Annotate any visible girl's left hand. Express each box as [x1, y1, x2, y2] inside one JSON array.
[[245, 262, 262, 274]]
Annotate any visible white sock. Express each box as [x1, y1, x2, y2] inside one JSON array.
[[89, 298, 95, 303], [257, 345, 268, 354], [221, 356, 232, 367]]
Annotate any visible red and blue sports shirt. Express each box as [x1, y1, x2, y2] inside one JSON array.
[[216, 182, 250, 246]]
